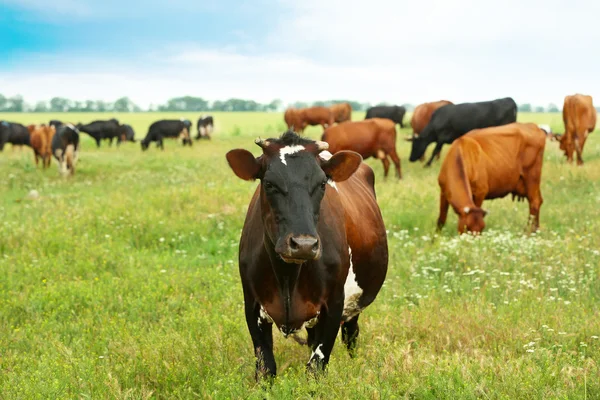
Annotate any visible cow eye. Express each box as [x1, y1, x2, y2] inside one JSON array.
[[321, 180, 328, 189], [264, 181, 273, 190]]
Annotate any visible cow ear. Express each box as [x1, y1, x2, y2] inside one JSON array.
[[226, 149, 262, 180], [321, 151, 362, 182]]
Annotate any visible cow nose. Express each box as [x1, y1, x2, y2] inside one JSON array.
[[288, 236, 319, 259]]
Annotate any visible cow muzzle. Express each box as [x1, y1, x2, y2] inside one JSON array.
[[276, 234, 321, 263]]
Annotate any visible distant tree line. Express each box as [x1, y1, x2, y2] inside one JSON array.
[[0, 93, 584, 113]]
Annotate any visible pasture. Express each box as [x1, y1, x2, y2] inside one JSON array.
[[1, 111, 599, 399]]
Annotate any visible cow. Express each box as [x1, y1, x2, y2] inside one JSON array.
[[437, 122, 545, 234], [537, 124, 552, 136], [410, 100, 453, 136], [119, 124, 136, 143], [51, 124, 80, 176], [28, 124, 56, 168], [365, 105, 406, 128], [322, 118, 402, 179], [76, 119, 122, 148], [225, 130, 388, 379], [0, 121, 31, 151], [286, 107, 335, 133], [330, 103, 352, 123], [140, 119, 193, 151], [284, 108, 305, 131], [196, 115, 214, 139], [558, 94, 596, 165], [409, 97, 518, 167], [49, 120, 63, 128]]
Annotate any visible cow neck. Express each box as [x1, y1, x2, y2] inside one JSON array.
[[448, 145, 477, 211]]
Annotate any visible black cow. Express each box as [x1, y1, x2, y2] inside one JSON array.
[[409, 97, 518, 167], [0, 121, 31, 151], [365, 105, 407, 128], [141, 119, 193, 151], [51, 124, 80, 176], [120, 124, 136, 143], [196, 115, 214, 139], [76, 119, 122, 148], [49, 120, 63, 128], [226, 131, 388, 379]]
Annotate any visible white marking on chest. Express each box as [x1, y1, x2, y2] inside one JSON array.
[[279, 145, 305, 165], [343, 247, 363, 321], [258, 305, 274, 327], [309, 344, 325, 362]]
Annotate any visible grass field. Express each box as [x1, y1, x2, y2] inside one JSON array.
[[1, 111, 599, 399]]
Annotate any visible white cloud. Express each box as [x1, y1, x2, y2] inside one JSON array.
[[3, 0, 600, 107]]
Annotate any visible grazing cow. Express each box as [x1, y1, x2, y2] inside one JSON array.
[[409, 97, 518, 167], [0, 121, 31, 151], [558, 94, 596, 165], [365, 105, 406, 128], [28, 124, 56, 168], [52, 124, 80, 176], [119, 124, 136, 143], [330, 103, 352, 123], [298, 106, 335, 132], [410, 100, 453, 136], [322, 118, 401, 179], [437, 123, 545, 234], [49, 120, 63, 128], [284, 108, 305, 131], [76, 119, 122, 147], [226, 130, 388, 379], [141, 119, 193, 151], [196, 115, 214, 139]]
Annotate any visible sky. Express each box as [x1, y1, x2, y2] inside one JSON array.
[[1, 0, 599, 108]]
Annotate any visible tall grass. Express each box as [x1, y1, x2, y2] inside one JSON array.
[[0, 112, 598, 399]]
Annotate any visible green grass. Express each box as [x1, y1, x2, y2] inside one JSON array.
[[0, 112, 599, 399]]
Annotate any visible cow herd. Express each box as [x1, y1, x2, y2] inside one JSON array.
[[227, 94, 596, 379], [0, 116, 216, 175]]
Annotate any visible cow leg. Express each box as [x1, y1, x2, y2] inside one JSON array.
[[389, 149, 402, 179], [34, 153, 39, 166], [109, 137, 114, 147], [437, 193, 449, 231], [95, 138, 101, 148], [381, 157, 390, 179], [341, 314, 360, 356], [526, 182, 543, 233], [425, 143, 443, 167], [575, 133, 586, 166], [306, 298, 343, 373], [243, 298, 276, 379]]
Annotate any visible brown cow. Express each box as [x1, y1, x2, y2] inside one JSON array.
[[437, 122, 545, 234], [330, 102, 352, 123], [558, 94, 596, 165], [284, 108, 305, 132], [226, 130, 388, 379], [322, 118, 401, 179], [28, 124, 56, 168], [410, 100, 453, 136]]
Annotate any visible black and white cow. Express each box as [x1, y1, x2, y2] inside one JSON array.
[[140, 119, 193, 151], [51, 124, 80, 176], [0, 121, 31, 151], [196, 115, 214, 139]]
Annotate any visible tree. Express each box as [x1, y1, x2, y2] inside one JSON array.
[[6, 95, 25, 112], [518, 103, 532, 112], [50, 97, 71, 112], [401, 103, 415, 111], [113, 97, 139, 112], [33, 101, 48, 112], [534, 106, 545, 113], [0, 94, 7, 111], [547, 103, 559, 113], [266, 99, 283, 112]]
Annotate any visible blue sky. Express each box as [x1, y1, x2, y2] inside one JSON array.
[[1, 0, 599, 108]]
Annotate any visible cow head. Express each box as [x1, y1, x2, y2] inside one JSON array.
[[459, 206, 488, 234], [226, 130, 362, 263], [409, 134, 430, 162], [140, 139, 150, 151]]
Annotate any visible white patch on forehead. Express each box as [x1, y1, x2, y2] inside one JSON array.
[[318, 150, 333, 160], [327, 180, 338, 191], [279, 145, 305, 165], [343, 247, 363, 321]]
